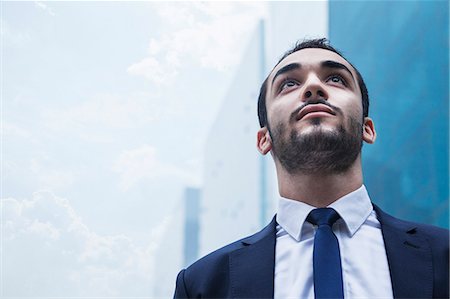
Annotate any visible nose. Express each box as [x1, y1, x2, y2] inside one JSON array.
[[301, 74, 328, 102]]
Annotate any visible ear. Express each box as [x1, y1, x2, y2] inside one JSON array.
[[362, 117, 377, 144], [257, 127, 272, 155]]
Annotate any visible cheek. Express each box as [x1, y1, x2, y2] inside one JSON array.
[[337, 95, 363, 119], [346, 102, 362, 116], [266, 104, 291, 136], [265, 102, 281, 125], [267, 93, 300, 117]]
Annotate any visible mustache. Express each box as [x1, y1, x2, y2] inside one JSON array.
[[290, 99, 342, 122]]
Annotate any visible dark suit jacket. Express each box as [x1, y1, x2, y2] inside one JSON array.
[[174, 205, 449, 298]]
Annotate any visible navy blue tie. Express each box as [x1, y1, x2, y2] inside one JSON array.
[[307, 208, 344, 299]]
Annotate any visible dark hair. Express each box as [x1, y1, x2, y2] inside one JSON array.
[[257, 38, 369, 127]]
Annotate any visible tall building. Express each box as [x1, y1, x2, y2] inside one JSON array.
[[199, 26, 265, 256], [152, 206, 183, 298], [183, 187, 201, 267], [153, 186, 201, 297]]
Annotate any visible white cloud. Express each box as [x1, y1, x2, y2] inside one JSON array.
[[34, 1, 56, 17], [2, 191, 164, 296], [112, 145, 158, 190], [27, 219, 61, 239], [1, 121, 31, 139], [112, 145, 201, 191], [148, 38, 162, 55], [1, 19, 33, 47], [29, 158, 76, 191], [128, 2, 268, 84], [42, 92, 163, 142], [127, 57, 177, 85]]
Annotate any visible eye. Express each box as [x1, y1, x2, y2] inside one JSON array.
[[327, 75, 346, 85], [279, 78, 300, 91]]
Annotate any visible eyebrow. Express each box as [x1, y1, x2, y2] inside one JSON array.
[[321, 60, 355, 81], [271, 63, 301, 85], [270, 60, 355, 86]]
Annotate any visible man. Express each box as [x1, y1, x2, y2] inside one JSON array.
[[173, 38, 449, 298]]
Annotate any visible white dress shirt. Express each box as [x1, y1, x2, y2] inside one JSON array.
[[274, 185, 393, 299]]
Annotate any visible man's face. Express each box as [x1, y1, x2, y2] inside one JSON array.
[[257, 48, 376, 174]]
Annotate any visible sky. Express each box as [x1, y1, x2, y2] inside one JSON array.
[[1, 1, 268, 296]]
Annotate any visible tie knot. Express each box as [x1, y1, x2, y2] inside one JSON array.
[[307, 208, 340, 227]]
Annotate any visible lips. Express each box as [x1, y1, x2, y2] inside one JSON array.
[[297, 104, 336, 120]]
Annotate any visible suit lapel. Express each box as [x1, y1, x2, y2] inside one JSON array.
[[374, 205, 433, 299], [229, 217, 277, 298]]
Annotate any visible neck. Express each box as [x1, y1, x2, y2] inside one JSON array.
[[276, 158, 363, 207]]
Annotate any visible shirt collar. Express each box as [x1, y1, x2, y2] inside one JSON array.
[[276, 185, 373, 241]]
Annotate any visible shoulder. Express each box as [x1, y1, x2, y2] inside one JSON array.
[[373, 204, 449, 248], [185, 235, 247, 278], [174, 235, 247, 298], [176, 217, 277, 297], [185, 216, 276, 275]]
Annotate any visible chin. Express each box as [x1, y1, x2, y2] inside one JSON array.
[[299, 121, 340, 135]]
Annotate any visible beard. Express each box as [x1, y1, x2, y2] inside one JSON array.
[[268, 112, 363, 175]]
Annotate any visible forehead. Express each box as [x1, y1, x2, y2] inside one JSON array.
[[269, 48, 357, 82]]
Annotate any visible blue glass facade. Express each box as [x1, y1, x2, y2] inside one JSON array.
[[329, 1, 449, 228]]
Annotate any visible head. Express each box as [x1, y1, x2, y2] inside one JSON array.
[[256, 38, 376, 175], [258, 38, 369, 128]]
